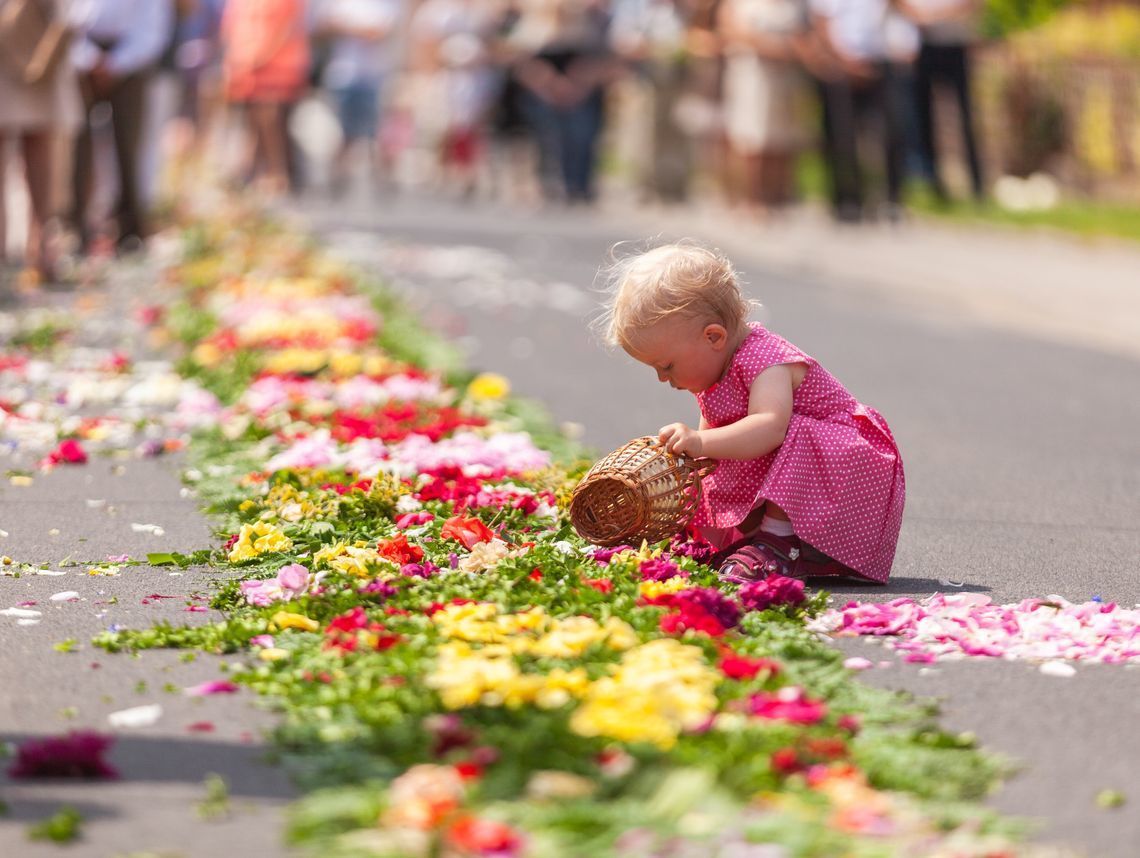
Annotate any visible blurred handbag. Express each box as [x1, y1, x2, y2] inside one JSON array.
[[0, 0, 71, 85]]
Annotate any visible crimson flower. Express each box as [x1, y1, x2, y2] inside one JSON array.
[[738, 574, 807, 612], [8, 731, 118, 779], [638, 557, 684, 581]]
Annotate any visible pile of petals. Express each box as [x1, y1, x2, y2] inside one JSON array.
[[0, 340, 219, 469], [810, 592, 1140, 665]]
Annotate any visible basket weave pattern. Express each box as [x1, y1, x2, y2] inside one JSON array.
[[569, 436, 716, 547]]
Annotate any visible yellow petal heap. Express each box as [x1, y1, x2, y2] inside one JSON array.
[[227, 521, 294, 563]]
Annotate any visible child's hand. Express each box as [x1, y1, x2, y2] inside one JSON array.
[[658, 423, 704, 458]]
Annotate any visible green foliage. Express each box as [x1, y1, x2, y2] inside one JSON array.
[[28, 806, 83, 843], [983, 0, 1071, 39]]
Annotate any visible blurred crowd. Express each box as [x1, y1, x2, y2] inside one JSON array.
[[1, 0, 987, 284]]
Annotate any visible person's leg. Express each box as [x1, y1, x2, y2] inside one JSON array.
[[880, 66, 906, 210], [949, 44, 985, 200], [250, 101, 289, 194], [822, 80, 863, 219], [108, 71, 150, 246], [71, 77, 97, 251], [561, 93, 602, 201], [20, 130, 57, 279], [914, 41, 944, 198]]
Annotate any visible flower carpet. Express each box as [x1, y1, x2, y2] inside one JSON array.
[[3, 211, 1119, 856]]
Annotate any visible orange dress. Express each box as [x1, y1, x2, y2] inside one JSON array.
[[222, 0, 310, 103]]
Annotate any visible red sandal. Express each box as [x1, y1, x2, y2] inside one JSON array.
[[715, 533, 859, 583], [716, 533, 802, 584]]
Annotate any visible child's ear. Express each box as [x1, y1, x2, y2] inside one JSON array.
[[704, 323, 729, 350]]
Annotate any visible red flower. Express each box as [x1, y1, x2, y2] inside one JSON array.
[[528, 568, 543, 581], [583, 578, 613, 594], [446, 816, 523, 856], [376, 533, 424, 565], [719, 654, 781, 681], [324, 607, 402, 654], [40, 438, 87, 468], [770, 747, 803, 776], [441, 514, 495, 550], [454, 760, 484, 780], [8, 731, 118, 779], [748, 688, 827, 725]]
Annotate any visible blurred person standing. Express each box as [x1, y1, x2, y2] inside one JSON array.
[[677, 0, 729, 200], [511, 0, 615, 204], [221, 0, 310, 196], [718, 0, 809, 214], [808, 0, 909, 221], [166, 0, 225, 159], [69, 0, 173, 253], [408, 0, 498, 198], [314, 0, 402, 197], [609, 0, 691, 204], [898, 0, 983, 201], [0, 0, 80, 284]]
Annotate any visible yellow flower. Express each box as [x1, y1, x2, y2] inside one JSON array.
[[467, 372, 510, 401], [313, 542, 391, 577], [426, 642, 522, 709], [227, 522, 293, 563], [269, 611, 320, 632], [570, 639, 719, 749], [638, 578, 690, 600], [259, 647, 291, 661]]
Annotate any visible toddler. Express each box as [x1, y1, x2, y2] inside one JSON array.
[[598, 243, 904, 583]]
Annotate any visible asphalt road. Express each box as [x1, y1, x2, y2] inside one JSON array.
[[305, 192, 1140, 858]]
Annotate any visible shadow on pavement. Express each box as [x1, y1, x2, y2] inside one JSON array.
[[821, 575, 991, 599]]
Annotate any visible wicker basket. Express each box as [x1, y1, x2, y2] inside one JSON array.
[[569, 436, 717, 547]]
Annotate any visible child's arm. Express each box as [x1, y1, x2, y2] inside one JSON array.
[[660, 365, 796, 460]]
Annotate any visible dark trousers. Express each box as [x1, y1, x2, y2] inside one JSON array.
[[524, 91, 604, 202], [818, 66, 905, 219], [72, 70, 150, 248], [915, 42, 984, 200]]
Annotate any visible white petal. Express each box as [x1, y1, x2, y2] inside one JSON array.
[[108, 703, 163, 728]]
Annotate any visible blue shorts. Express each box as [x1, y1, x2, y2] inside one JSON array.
[[332, 83, 380, 141]]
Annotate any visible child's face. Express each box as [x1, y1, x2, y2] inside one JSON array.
[[624, 316, 733, 394]]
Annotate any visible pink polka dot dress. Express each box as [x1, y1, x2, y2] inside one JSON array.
[[694, 323, 905, 583]]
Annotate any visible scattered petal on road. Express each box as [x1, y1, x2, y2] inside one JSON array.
[[108, 704, 163, 728], [131, 523, 166, 535], [1040, 661, 1077, 678], [2, 607, 42, 619], [184, 680, 240, 696], [50, 591, 81, 602]]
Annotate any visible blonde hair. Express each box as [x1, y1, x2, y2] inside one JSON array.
[[595, 242, 753, 350]]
